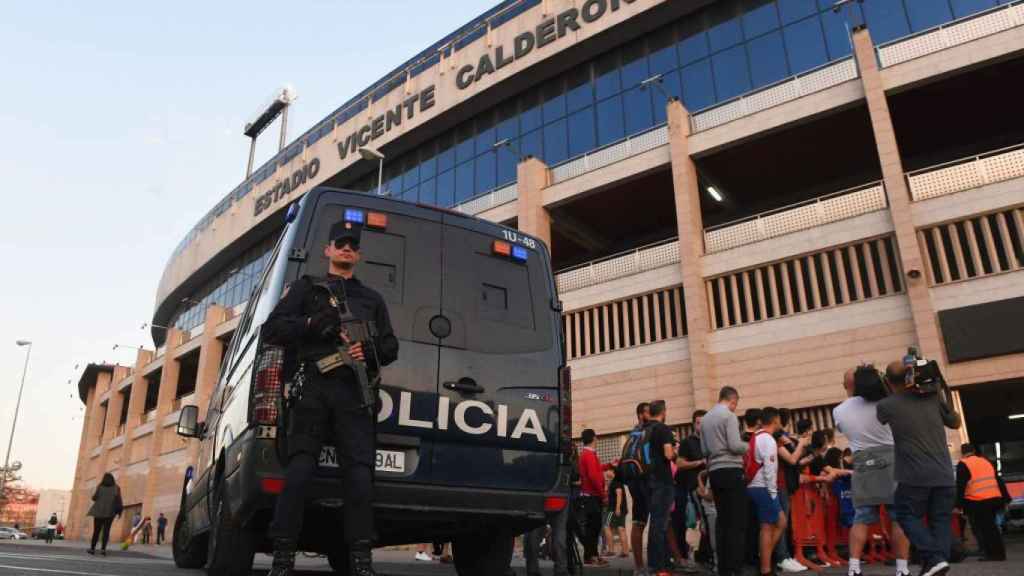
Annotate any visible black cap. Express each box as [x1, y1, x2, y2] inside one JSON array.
[[329, 220, 363, 246]]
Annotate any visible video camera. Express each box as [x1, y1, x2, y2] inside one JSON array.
[[901, 347, 949, 400]]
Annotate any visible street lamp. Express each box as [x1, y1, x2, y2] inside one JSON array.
[[639, 74, 676, 103], [1, 340, 32, 496], [359, 147, 386, 196], [494, 138, 526, 162]]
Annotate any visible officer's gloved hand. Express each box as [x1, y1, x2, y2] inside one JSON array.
[[308, 309, 341, 339]]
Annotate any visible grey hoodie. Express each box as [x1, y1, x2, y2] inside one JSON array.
[[700, 402, 748, 471]]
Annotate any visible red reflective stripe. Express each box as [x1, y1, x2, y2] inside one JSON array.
[[261, 477, 286, 494], [544, 497, 567, 512]]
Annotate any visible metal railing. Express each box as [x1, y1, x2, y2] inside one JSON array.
[[689, 57, 858, 133], [555, 237, 680, 294], [907, 143, 1024, 202], [877, 1, 1024, 68], [703, 182, 888, 254], [550, 124, 670, 183], [454, 182, 518, 216]]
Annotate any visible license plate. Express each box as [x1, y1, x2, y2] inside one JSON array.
[[318, 446, 406, 473]]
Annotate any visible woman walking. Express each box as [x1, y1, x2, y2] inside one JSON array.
[[87, 473, 123, 556]]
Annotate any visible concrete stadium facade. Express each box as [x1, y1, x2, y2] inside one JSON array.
[[69, 0, 1024, 542]]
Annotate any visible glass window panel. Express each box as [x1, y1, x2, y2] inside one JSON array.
[[778, 0, 816, 25], [648, 26, 679, 75], [742, 0, 781, 38], [652, 70, 683, 124], [620, 39, 649, 88], [711, 44, 752, 101], [543, 118, 568, 165], [595, 50, 622, 100], [748, 30, 789, 87], [861, 1, 910, 44], [680, 60, 716, 111], [437, 136, 455, 173], [567, 107, 596, 158], [904, 0, 953, 31], [496, 114, 518, 141], [456, 124, 475, 164], [819, 8, 853, 60], [566, 65, 594, 113], [596, 95, 625, 145], [623, 86, 654, 135], [385, 175, 401, 197], [402, 185, 418, 203], [420, 153, 436, 180], [707, 2, 745, 52], [783, 16, 829, 74], [520, 128, 543, 160], [476, 150, 496, 192], [402, 163, 419, 190], [520, 89, 542, 133], [677, 18, 709, 65], [455, 161, 475, 203], [436, 170, 455, 207], [950, 0, 997, 18], [475, 124, 496, 156], [419, 177, 437, 206], [542, 80, 567, 123], [497, 144, 516, 185]]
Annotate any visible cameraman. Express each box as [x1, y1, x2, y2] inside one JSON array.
[[833, 367, 910, 576], [877, 361, 961, 576]]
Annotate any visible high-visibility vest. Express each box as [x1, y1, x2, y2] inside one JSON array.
[[963, 455, 1001, 501]]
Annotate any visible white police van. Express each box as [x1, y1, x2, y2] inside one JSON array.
[[172, 188, 571, 576]]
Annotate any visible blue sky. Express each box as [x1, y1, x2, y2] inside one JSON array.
[[0, 0, 497, 491]]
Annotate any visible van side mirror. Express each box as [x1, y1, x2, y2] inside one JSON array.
[[176, 405, 203, 438]]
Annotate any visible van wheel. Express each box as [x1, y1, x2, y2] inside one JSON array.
[[326, 544, 350, 573], [206, 489, 257, 576], [171, 512, 207, 568], [453, 532, 514, 576]]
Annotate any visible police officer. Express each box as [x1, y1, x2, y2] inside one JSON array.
[[264, 218, 399, 576]]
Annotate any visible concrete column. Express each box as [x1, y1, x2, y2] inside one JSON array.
[[141, 329, 184, 518], [516, 156, 552, 248], [67, 384, 98, 540], [852, 29, 947, 365], [96, 366, 131, 476], [121, 348, 155, 462], [666, 100, 716, 411], [186, 306, 228, 468]]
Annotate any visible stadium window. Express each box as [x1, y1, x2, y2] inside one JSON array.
[[677, 18, 709, 65], [419, 177, 437, 206], [783, 15, 829, 75], [595, 95, 625, 145], [543, 118, 569, 165], [742, 0, 781, 38], [706, 1, 745, 52], [711, 44, 752, 101], [455, 123, 475, 165], [819, 5, 853, 60], [595, 50, 622, 100], [622, 86, 654, 136], [620, 39, 650, 89], [475, 118, 496, 157], [778, 0, 816, 25], [748, 30, 790, 88], [520, 89, 543, 133], [436, 170, 455, 207], [566, 65, 594, 113], [455, 161, 475, 203], [402, 161, 419, 191], [476, 150, 497, 192], [860, 0, 911, 44], [420, 152, 437, 181], [648, 27, 679, 75], [904, 0, 953, 31], [680, 60, 716, 111], [950, 0, 997, 19], [520, 128, 543, 160], [402, 185, 418, 204], [542, 80, 567, 123], [567, 107, 596, 158], [437, 136, 455, 173], [496, 143, 517, 185]]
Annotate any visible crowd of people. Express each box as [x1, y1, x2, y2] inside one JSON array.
[[546, 359, 1013, 576]]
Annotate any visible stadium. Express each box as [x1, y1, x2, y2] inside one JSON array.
[[69, 0, 1024, 542]]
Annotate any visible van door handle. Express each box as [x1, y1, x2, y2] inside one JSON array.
[[443, 377, 484, 394]]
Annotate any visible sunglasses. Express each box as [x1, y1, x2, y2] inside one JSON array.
[[333, 238, 360, 251]]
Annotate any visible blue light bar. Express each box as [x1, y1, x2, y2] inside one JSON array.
[[511, 245, 529, 262], [344, 208, 365, 223]]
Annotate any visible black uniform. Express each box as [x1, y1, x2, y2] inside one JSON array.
[[266, 272, 398, 546]]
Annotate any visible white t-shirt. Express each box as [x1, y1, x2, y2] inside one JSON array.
[[747, 432, 778, 495], [833, 396, 893, 453]]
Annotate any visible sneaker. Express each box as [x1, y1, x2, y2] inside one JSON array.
[[414, 551, 432, 562], [919, 561, 949, 576], [778, 558, 807, 573]]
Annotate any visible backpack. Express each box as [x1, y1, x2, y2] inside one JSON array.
[[618, 424, 653, 481], [743, 431, 771, 484]]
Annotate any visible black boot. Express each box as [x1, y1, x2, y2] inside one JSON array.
[[350, 540, 377, 576], [268, 538, 297, 576]]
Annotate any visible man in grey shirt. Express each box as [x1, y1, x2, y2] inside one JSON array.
[[701, 386, 749, 576], [877, 361, 961, 576]]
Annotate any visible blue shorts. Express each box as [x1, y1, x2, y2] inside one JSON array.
[[853, 505, 881, 525], [747, 486, 783, 525]]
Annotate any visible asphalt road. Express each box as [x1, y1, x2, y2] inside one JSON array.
[[3, 538, 1024, 576]]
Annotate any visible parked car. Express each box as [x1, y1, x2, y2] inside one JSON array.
[[0, 527, 29, 540]]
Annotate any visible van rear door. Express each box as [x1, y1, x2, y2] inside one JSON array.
[[300, 194, 442, 483], [434, 215, 561, 490]]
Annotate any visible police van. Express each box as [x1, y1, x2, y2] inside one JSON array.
[[171, 188, 571, 576]]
